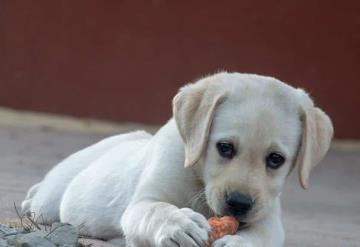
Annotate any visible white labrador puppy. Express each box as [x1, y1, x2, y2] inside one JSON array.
[[22, 72, 333, 247]]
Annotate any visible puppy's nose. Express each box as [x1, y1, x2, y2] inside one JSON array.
[[226, 192, 253, 217]]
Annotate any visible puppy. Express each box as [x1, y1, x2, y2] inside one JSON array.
[[22, 72, 333, 247]]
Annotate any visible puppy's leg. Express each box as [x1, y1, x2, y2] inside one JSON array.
[[24, 131, 151, 225], [21, 182, 41, 216], [120, 120, 211, 246], [121, 201, 211, 247], [212, 199, 284, 247]]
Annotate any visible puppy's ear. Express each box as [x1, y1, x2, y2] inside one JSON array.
[[295, 90, 334, 189], [173, 81, 227, 167]]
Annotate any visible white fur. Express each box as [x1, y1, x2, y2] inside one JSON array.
[[22, 72, 333, 247]]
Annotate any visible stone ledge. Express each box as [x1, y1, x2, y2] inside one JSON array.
[[0, 107, 359, 149]]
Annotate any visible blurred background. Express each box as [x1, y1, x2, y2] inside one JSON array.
[[0, 1, 360, 246], [0, 0, 359, 139]]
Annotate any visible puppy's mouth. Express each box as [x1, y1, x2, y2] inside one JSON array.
[[224, 212, 251, 227], [212, 203, 260, 228], [208, 204, 252, 227], [237, 220, 250, 229], [211, 210, 251, 229], [205, 189, 258, 227]]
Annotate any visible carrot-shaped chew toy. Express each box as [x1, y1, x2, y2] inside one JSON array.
[[207, 216, 239, 243]]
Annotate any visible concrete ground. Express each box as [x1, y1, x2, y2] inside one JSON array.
[[0, 111, 359, 246]]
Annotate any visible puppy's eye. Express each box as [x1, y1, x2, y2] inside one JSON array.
[[266, 152, 285, 169], [216, 142, 235, 159]]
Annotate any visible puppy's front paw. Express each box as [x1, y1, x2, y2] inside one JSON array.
[[155, 208, 211, 247], [212, 235, 253, 247]]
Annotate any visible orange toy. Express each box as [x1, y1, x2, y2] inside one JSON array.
[[207, 216, 239, 243]]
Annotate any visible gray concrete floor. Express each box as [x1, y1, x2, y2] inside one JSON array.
[[0, 124, 359, 246]]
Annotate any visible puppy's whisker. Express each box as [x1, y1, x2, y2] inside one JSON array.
[[187, 189, 205, 203], [185, 189, 206, 208]]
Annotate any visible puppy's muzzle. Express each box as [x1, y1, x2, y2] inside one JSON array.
[[226, 192, 253, 218]]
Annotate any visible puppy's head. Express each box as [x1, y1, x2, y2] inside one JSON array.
[[173, 72, 333, 224]]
